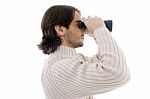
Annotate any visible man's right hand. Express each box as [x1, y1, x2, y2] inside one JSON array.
[[82, 16, 105, 36]]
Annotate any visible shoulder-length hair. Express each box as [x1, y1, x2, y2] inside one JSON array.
[[38, 5, 80, 54]]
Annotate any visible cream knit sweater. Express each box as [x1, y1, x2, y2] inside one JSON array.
[[41, 27, 130, 99]]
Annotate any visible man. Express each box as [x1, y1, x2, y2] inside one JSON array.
[[38, 5, 130, 99]]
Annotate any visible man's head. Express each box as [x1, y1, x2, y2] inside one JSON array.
[[38, 5, 86, 54]]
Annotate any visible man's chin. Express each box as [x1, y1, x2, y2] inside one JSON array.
[[74, 42, 83, 48]]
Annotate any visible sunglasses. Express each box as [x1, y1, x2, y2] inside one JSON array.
[[78, 20, 113, 32]]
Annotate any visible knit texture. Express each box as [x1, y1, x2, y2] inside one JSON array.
[[41, 27, 130, 99]]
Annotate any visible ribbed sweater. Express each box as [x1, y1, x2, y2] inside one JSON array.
[[41, 27, 130, 99]]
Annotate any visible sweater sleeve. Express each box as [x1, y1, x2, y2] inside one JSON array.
[[50, 27, 130, 97]]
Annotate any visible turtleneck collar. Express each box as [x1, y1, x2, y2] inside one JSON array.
[[49, 45, 77, 57]]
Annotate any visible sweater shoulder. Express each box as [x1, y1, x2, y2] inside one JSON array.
[[45, 55, 75, 67]]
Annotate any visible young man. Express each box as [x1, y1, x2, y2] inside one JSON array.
[[38, 5, 130, 99]]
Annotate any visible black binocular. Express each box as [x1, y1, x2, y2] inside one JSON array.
[[78, 20, 112, 32]]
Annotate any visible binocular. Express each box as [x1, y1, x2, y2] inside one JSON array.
[[78, 20, 112, 32]]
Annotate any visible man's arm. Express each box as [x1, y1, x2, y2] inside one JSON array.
[[50, 26, 130, 97]]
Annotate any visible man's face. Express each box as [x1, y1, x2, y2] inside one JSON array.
[[64, 11, 86, 48]]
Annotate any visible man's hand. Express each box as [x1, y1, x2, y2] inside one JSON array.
[[82, 16, 105, 36]]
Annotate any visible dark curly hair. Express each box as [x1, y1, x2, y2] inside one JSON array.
[[38, 5, 80, 54]]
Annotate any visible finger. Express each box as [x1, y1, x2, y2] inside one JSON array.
[[82, 17, 88, 22], [88, 16, 92, 19], [94, 16, 98, 18]]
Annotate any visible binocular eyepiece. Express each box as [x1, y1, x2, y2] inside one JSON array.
[[78, 20, 112, 32]]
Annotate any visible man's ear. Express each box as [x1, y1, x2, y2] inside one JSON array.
[[54, 25, 66, 36]]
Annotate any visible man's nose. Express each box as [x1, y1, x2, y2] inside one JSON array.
[[82, 29, 87, 34]]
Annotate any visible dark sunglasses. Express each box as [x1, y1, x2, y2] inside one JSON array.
[[78, 20, 113, 32]]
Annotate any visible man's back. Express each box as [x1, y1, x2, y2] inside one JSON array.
[[41, 46, 94, 99]]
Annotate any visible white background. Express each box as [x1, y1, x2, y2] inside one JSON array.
[[0, 0, 150, 99]]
